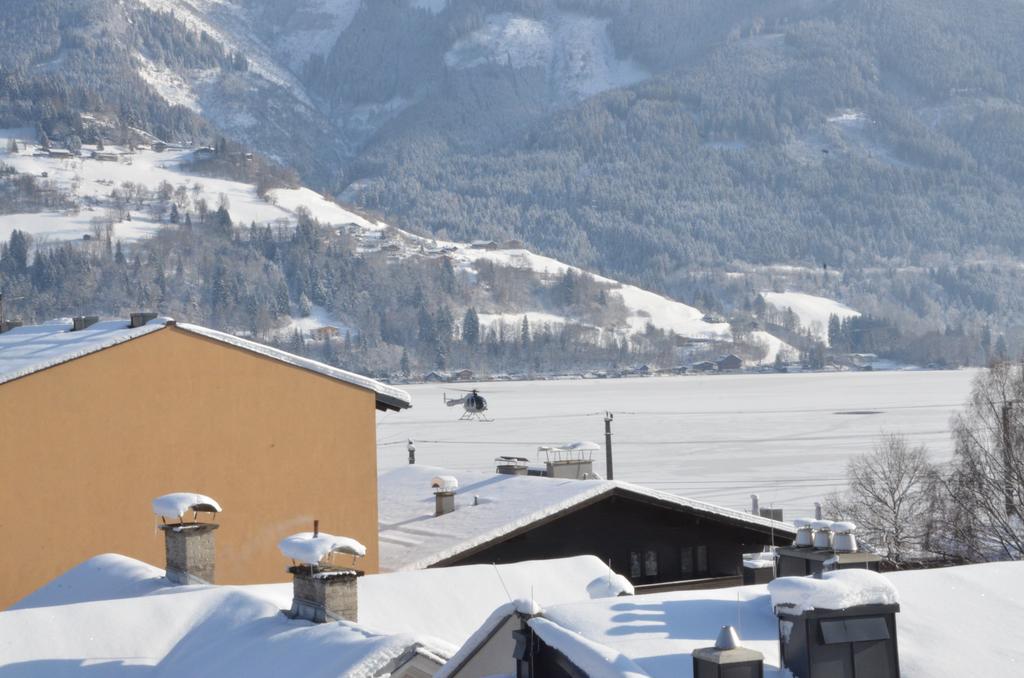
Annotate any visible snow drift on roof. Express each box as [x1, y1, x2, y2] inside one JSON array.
[[278, 532, 367, 565], [151, 492, 222, 519], [768, 569, 899, 614], [528, 617, 650, 678], [2, 553, 633, 676], [0, 317, 169, 385], [378, 465, 793, 571]]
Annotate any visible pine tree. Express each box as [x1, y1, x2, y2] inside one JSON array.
[[7, 230, 29, 272], [400, 349, 411, 377], [521, 315, 531, 346], [462, 307, 480, 346], [169, 203, 180, 224]]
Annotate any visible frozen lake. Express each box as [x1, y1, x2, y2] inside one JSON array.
[[376, 369, 979, 517]]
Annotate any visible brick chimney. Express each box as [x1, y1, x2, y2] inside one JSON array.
[[130, 312, 158, 328], [280, 522, 365, 624], [432, 475, 459, 516], [152, 492, 222, 585]]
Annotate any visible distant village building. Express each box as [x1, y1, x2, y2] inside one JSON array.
[[470, 240, 500, 250], [716, 354, 743, 372], [0, 316, 410, 608], [423, 371, 450, 383], [452, 369, 474, 381], [379, 466, 794, 592], [691, 360, 718, 373], [308, 326, 340, 341], [45, 148, 74, 159]]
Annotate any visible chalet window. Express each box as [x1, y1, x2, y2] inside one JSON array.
[[696, 545, 709, 575], [680, 546, 694, 576], [644, 550, 659, 577], [629, 551, 642, 578]]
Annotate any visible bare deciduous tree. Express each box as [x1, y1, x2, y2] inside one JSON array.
[[825, 434, 940, 564], [947, 362, 1024, 561]]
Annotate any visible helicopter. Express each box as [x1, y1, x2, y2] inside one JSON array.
[[444, 388, 491, 421]]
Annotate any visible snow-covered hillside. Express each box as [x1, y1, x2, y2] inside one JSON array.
[[445, 11, 648, 100], [1, 140, 737, 345], [763, 291, 860, 344]]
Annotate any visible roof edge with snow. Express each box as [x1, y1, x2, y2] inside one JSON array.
[[0, 318, 411, 411], [402, 480, 795, 572]]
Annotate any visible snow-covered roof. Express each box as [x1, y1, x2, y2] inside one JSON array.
[[378, 466, 795, 571], [151, 492, 222, 520], [0, 553, 632, 676], [278, 532, 367, 565], [495, 561, 1024, 677], [0, 317, 410, 410]]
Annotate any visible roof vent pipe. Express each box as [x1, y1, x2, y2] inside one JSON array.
[[751, 494, 760, 515], [814, 502, 823, 520], [811, 520, 833, 549]]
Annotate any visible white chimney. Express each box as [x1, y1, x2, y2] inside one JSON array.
[[811, 519, 833, 549], [792, 518, 814, 548], [831, 521, 858, 553]]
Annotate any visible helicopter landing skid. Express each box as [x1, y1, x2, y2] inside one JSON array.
[[460, 412, 492, 422]]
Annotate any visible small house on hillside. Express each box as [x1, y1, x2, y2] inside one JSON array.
[[379, 466, 794, 593], [452, 369, 474, 381], [0, 315, 411, 608], [423, 371, 449, 383], [470, 240, 499, 250], [308, 326, 340, 341], [691, 360, 718, 373]]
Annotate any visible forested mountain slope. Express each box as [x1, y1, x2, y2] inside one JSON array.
[[3, 0, 1024, 365]]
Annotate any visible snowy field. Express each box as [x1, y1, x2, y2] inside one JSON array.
[[377, 369, 979, 516]]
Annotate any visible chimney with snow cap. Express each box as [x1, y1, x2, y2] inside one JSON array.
[[811, 520, 833, 549], [432, 475, 458, 516], [770, 570, 901, 678], [692, 625, 765, 678], [279, 522, 365, 623], [793, 518, 814, 548], [152, 492, 221, 585], [71, 315, 99, 332]]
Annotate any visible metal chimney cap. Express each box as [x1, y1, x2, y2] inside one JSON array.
[[715, 625, 741, 650], [831, 521, 857, 533], [811, 519, 833, 530]]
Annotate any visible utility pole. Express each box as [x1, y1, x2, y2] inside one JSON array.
[[604, 412, 614, 481], [1003, 402, 1016, 516]]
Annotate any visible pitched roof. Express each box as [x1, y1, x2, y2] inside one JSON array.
[[378, 465, 795, 571], [0, 317, 411, 411]]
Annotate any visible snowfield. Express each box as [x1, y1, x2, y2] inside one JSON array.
[[378, 369, 978, 514], [763, 291, 861, 343], [445, 11, 648, 100]]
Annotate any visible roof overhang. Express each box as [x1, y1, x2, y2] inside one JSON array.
[[375, 392, 411, 412]]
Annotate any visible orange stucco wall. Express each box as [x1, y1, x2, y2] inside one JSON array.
[[0, 326, 380, 609]]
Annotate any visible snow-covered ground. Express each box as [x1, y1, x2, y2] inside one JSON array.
[[378, 369, 978, 514], [0, 143, 379, 243], [763, 291, 860, 343]]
